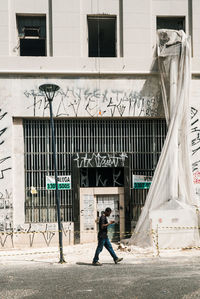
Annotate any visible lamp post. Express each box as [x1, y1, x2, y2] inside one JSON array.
[[39, 83, 65, 263]]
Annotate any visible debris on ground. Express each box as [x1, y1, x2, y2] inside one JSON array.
[[117, 243, 131, 252]]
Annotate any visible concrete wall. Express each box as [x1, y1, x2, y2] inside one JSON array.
[[0, 74, 164, 249], [0, 0, 198, 73], [1, 75, 200, 232], [0, 222, 74, 249], [13, 76, 163, 118]]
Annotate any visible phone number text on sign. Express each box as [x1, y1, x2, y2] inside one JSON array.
[[46, 176, 71, 190], [46, 183, 71, 190]]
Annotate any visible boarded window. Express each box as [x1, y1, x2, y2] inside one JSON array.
[[88, 16, 116, 57], [17, 16, 46, 56], [157, 17, 185, 31]]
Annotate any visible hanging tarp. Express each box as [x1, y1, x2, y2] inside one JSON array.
[[149, 198, 199, 250], [128, 30, 200, 248]]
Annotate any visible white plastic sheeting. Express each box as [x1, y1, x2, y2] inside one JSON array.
[[129, 30, 200, 248], [150, 199, 199, 249]]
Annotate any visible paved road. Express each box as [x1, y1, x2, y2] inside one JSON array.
[[0, 255, 200, 299]]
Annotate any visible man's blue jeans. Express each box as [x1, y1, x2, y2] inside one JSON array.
[[93, 237, 118, 263]]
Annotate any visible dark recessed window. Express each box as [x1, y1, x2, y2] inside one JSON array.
[[88, 16, 116, 57], [17, 16, 46, 56], [80, 167, 124, 187], [157, 17, 185, 31]]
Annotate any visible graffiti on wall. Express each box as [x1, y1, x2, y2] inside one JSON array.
[[190, 106, 200, 202], [191, 107, 200, 179], [191, 107, 200, 157], [0, 222, 73, 248], [0, 191, 12, 247], [0, 157, 11, 180], [0, 109, 11, 180], [77, 153, 126, 187], [24, 86, 163, 117], [74, 152, 128, 168], [0, 189, 12, 232], [24, 89, 50, 116], [0, 108, 12, 234], [80, 168, 123, 187]]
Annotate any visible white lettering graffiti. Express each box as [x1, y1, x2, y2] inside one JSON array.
[[73, 153, 128, 168]]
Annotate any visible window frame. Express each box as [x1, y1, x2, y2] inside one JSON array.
[[87, 15, 117, 58], [16, 14, 47, 57], [156, 16, 186, 32]]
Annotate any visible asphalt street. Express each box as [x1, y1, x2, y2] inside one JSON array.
[[0, 252, 200, 299]]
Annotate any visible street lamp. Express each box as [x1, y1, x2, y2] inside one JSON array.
[[39, 83, 65, 263]]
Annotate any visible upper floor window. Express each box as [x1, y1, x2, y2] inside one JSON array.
[[17, 15, 46, 56], [157, 17, 185, 31], [88, 16, 116, 57]]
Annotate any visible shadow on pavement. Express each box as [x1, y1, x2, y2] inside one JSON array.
[[76, 262, 94, 266], [76, 262, 123, 266]]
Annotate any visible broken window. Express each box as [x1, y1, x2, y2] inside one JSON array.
[[17, 16, 46, 56], [88, 16, 116, 57], [157, 17, 185, 31]]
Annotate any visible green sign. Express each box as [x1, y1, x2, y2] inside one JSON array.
[[133, 175, 152, 189], [46, 176, 71, 190], [134, 182, 151, 189]]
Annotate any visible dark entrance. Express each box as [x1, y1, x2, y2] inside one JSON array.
[[80, 167, 124, 187]]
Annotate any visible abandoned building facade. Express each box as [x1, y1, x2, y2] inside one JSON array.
[[0, 0, 200, 248]]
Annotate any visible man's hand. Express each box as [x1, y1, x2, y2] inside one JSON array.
[[109, 220, 115, 225], [102, 220, 115, 229]]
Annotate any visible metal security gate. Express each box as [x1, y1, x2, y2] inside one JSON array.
[[24, 120, 73, 223], [24, 119, 167, 223]]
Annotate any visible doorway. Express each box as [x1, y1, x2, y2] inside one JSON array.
[[96, 194, 120, 242], [79, 187, 124, 244]]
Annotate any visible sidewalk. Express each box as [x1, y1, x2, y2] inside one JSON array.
[[0, 242, 125, 264], [1, 242, 200, 265]]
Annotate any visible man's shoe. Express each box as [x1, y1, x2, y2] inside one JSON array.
[[114, 257, 123, 264], [92, 261, 102, 266]]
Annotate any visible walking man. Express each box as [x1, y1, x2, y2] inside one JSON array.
[[92, 207, 123, 265]]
